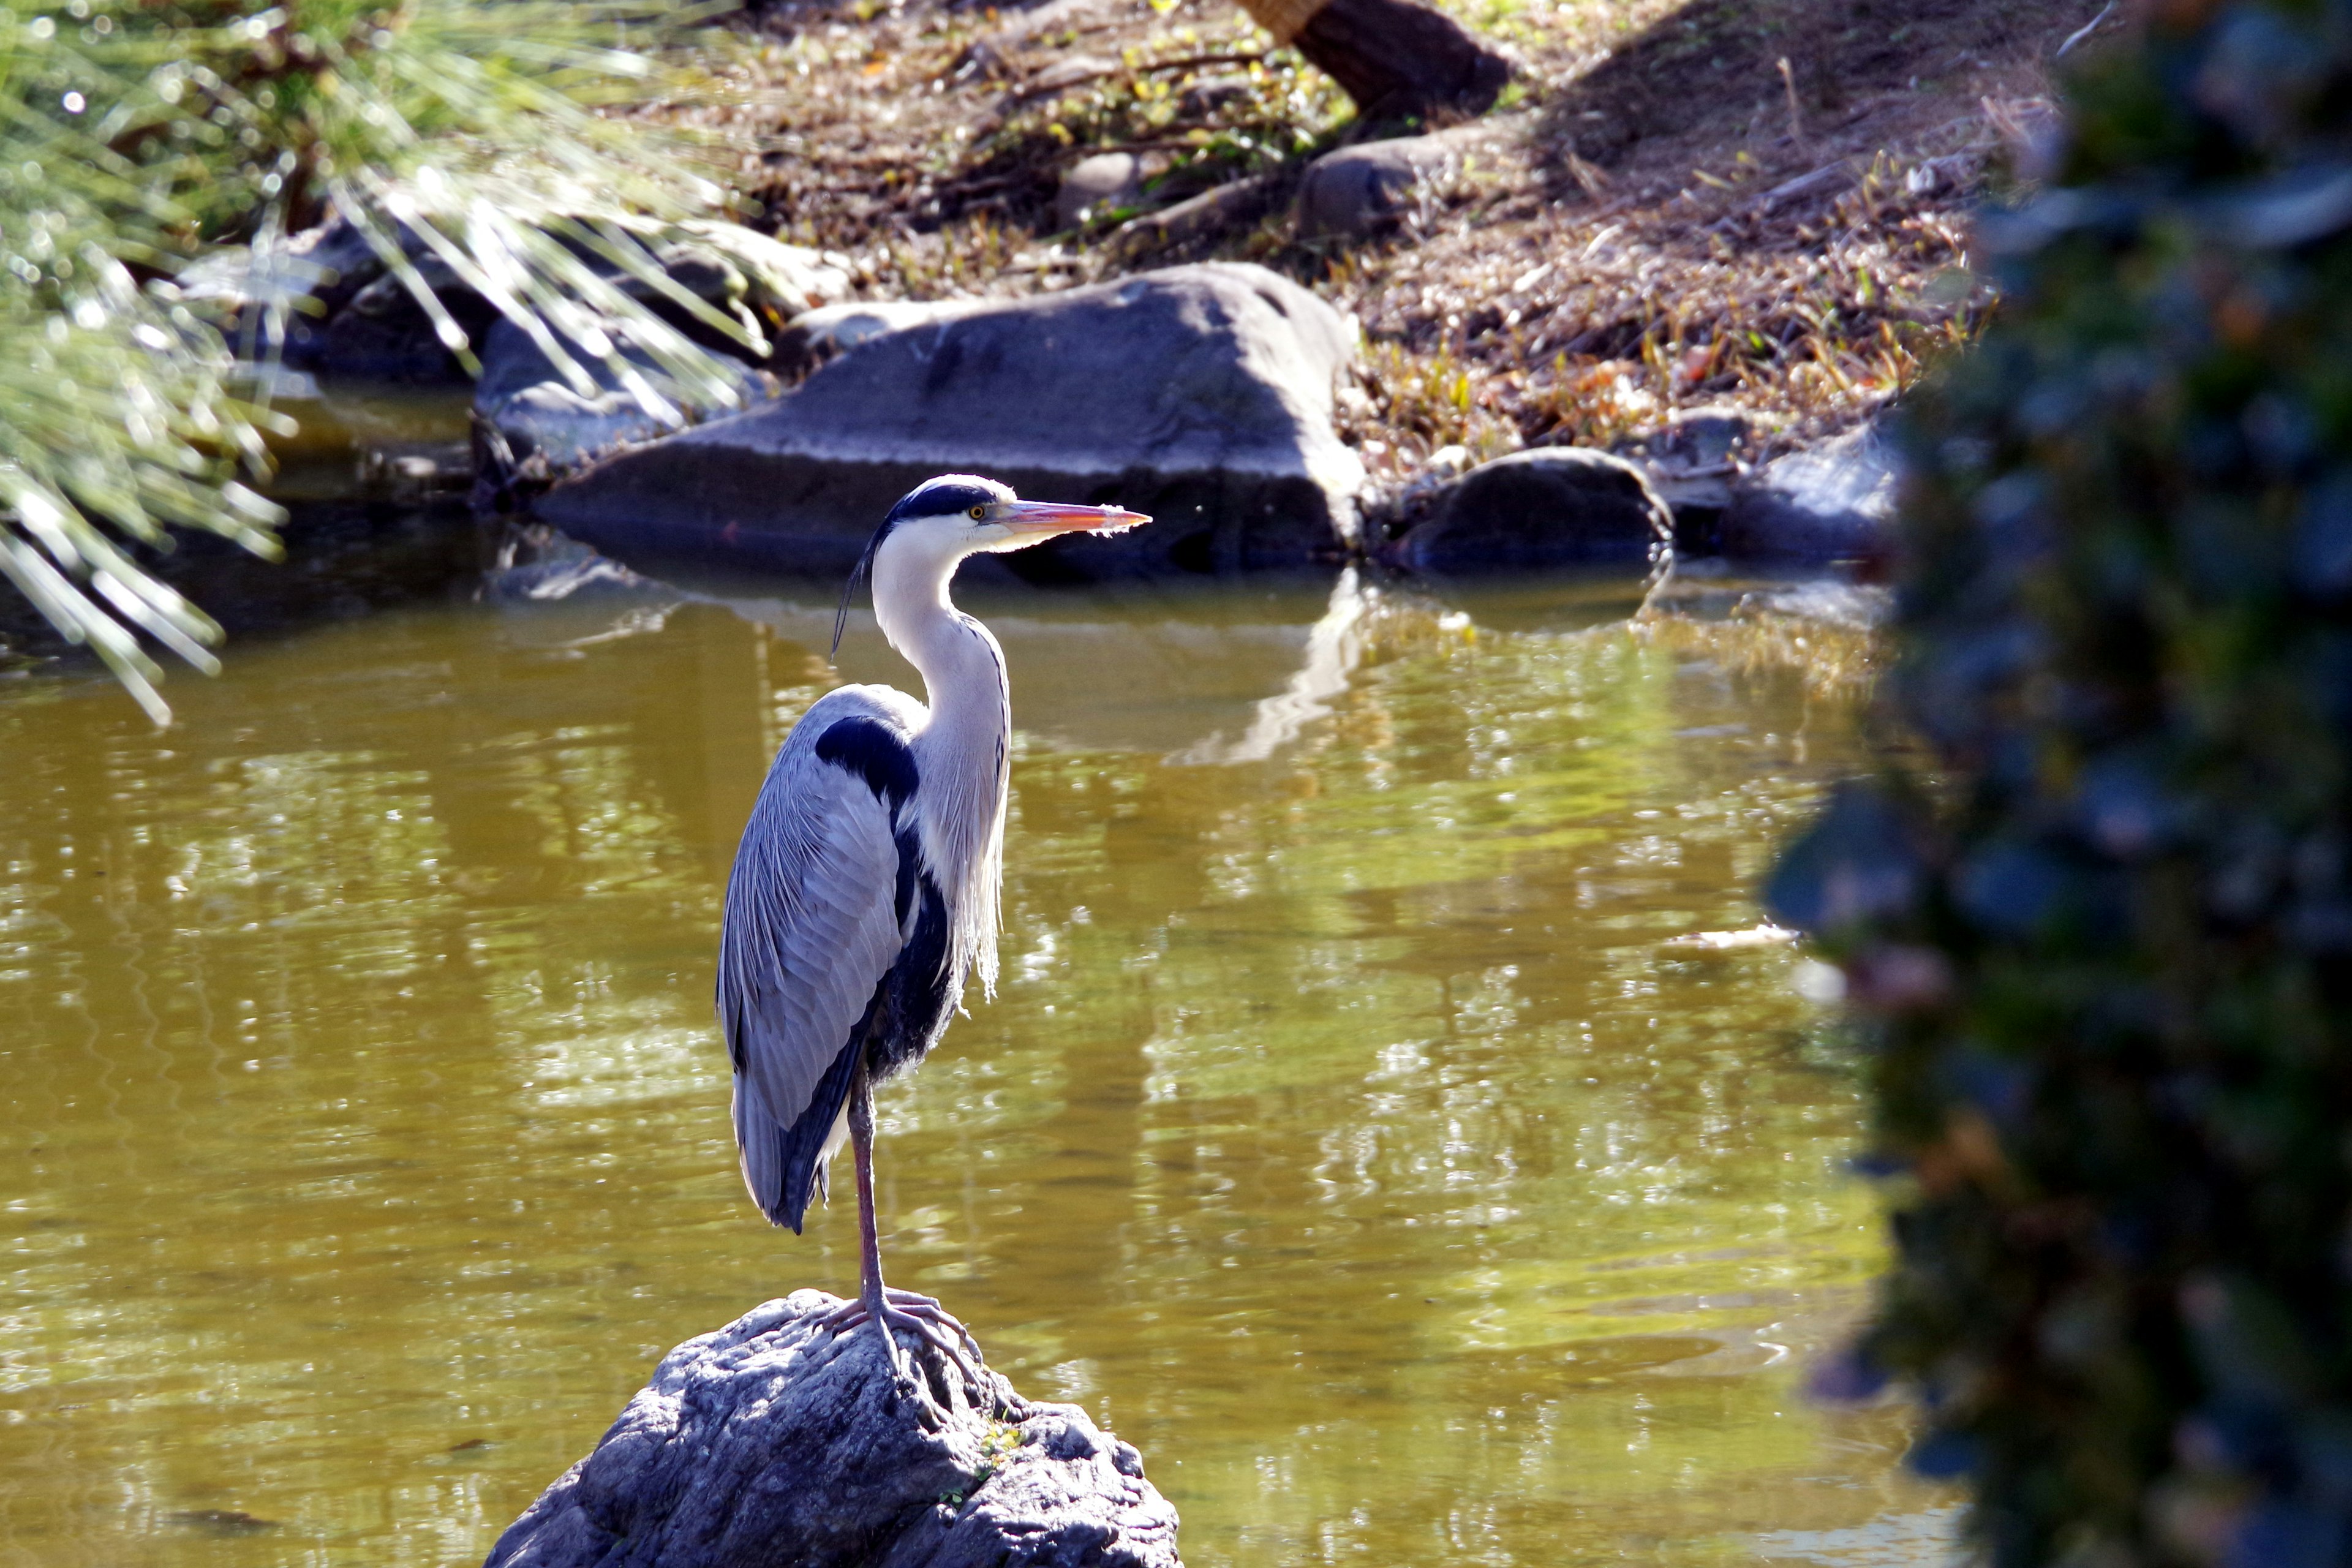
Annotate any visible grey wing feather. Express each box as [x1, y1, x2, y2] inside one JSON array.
[[717, 687, 917, 1221]]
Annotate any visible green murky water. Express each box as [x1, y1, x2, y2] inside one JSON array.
[[0, 562, 1948, 1566]]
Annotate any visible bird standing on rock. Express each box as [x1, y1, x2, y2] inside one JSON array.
[[717, 474, 1148, 1392]]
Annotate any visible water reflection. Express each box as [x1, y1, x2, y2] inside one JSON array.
[[0, 568, 1943, 1567]]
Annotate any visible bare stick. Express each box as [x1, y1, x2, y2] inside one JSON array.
[[2056, 1, 2119, 59]]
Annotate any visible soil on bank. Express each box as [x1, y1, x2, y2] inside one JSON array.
[[683, 0, 2079, 491]]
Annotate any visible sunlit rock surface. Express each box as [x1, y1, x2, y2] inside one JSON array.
[[470, 322, 777, 511], [1719, 423, 1897, 565], [482, 1292, 1182, 1568], [531, 263, 1365, 580]]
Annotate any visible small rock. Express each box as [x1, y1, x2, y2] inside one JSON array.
[[1648, 406, 1750, 475], [1635, 405, 1755, 554], [319, 253, 502, 383], [535, 262, 1365, 579], [654, 222, 853, 350], [481, 1292, 1182, 1568], [1424, 443, 1472, 478], [1294, 127, 1479, 241], [1390, 447, 1673, 573], [173, 219, 381, 314], [1058, 152, 1145, 229], [1719, 423, 1898, 564], [470, 322, 774, 513]]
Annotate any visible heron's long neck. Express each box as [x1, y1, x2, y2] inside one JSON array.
[[873, 558, 1008, 996]]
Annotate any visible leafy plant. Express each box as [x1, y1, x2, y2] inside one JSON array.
[[1770, 4, 2352, 1563], [1, 0, 750, 718]]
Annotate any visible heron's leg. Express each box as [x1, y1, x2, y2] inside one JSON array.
[[846, 1062, 906, 1381], [827, 1072, 993, 1407]]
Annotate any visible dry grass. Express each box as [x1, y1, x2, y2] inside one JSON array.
[[669, 0, 2083, 489]]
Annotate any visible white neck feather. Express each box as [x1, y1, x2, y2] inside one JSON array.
[[872, 539, 1008, 1000]]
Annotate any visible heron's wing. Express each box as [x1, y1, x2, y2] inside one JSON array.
[[717, 687, 920, 1229]]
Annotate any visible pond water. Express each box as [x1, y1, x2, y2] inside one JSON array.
[[0, 559, 1948, 1567]]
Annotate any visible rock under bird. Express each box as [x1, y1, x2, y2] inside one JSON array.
[[716, 474, 1148, 1385]]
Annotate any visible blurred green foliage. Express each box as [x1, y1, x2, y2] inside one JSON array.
[[0, 0, 746, 718], [1770, 2, 2352, 1562]]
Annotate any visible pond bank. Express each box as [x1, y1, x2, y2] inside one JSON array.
[[696, 0, 2058, 493], [37, 0, 2067, 659]]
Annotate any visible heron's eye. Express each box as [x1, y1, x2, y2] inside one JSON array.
[[968, 505, 987, 521]]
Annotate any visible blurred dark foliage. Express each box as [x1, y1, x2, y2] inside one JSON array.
[[1768, 2, 2352, 1563]]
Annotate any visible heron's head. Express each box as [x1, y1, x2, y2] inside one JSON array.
[[834, 475, 1150, 655], [878, 475, 1148, 562]]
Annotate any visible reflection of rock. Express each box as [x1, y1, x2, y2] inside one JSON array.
[[1388, 448, 1672, 573], [711, 572, 1351, 757], [252, 369, 476, 504], [481, 1292, 1180, 1568], [1294, 127, 1478, 241], [1719, 424, 1897, 564], [481, 526, 661, 606], [1168, 567, 1368, 764], [535, 263, 1365, 580]]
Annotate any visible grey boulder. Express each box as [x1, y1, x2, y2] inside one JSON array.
[[1719, 423, 1897, 563], [483, 1291, 1182, 1568], [1389, 447, 1673, 573], [534, 263, 1366, 579]]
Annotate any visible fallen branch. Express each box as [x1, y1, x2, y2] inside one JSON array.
[[2055, 1, 2119, 59]]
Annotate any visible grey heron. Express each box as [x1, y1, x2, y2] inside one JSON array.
[[717, 474, 1148, 1390]]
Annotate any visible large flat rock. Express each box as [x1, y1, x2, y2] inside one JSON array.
[[532, 263, 1365, 580], [484, 1291, 1181, 1568]]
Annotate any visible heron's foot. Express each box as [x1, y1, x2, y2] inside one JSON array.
[[797, 1296, 916, 1390], [809, 1293, 993, 1409], [880, 1287, 987, 1367], [804, 1295, 871, 1342], [878, 1298, 995, 1409]]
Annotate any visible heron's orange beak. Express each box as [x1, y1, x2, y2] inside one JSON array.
[[998, 500, 1152, 537]]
